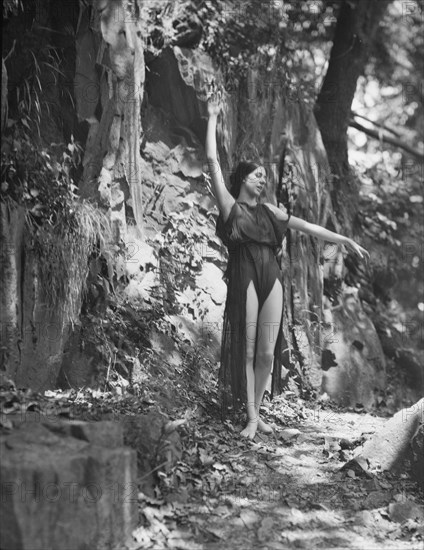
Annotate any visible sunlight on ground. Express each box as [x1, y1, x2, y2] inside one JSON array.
[[132, 400, 423, 550]]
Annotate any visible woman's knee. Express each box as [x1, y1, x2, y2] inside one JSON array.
[[255, 348, 274, 368]]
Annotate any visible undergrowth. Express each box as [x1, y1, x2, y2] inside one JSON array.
[[29, 200, 108, 324], [75, 291, 220, 414], [1, 121, 109, 325]]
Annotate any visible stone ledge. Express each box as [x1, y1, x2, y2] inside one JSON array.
[[0, 419, 137, 550], [4, 413, 125, 448]]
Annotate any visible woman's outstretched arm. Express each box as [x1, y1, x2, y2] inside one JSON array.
[[205, 93, 234, 222], [287, 216, 369, 259]]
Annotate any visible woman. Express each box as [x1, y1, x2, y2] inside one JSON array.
[[205, 93, 369, 440]]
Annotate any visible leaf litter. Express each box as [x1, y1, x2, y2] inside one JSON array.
[[127, 395, 423, 550], [1, 376, 423, 549]]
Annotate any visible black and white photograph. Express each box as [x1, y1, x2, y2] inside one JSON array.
[[1, 0, 423, 548]]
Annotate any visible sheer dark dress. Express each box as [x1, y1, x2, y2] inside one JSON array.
[[216, 201, 291, 416]]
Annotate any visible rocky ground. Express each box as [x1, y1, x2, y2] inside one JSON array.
[[130, 395, 424, 550], [1, 374, 423, 550]]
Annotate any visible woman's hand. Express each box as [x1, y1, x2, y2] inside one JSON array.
[[343, 238, 370, 260], [207, 93, 222, 117], [206, 79, 222, 117]]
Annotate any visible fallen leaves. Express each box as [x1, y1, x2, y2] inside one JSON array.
[[130, 399, 422, 549], [2, 376, 422, 550]]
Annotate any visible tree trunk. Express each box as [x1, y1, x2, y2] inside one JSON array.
[[348, 398, 423, 480], [0, 202, 25, 378], [314, 0, 390, 231], [1, 57, 8, 133]]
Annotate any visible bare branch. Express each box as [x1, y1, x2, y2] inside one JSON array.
[[349, 119, 424, 161], [351, 111, 402, 138]]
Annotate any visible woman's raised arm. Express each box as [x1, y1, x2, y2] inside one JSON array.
[[205, 94, 235, 221]]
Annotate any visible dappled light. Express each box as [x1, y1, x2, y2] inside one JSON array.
[[1, 0, 423, 549]]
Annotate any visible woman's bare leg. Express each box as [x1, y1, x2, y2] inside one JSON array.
[[240, 281, 259, 439], [254, 279, 283, 433]]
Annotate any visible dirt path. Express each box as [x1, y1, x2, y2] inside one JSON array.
[[130, 396, 424, 550]]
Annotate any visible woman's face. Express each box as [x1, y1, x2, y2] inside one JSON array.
[[242, 166, 266, 198]]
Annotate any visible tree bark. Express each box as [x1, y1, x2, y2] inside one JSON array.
[[0, 202, 25, 378], [349, 398, 423, 474], [1, 58, 8, 133], [314, 0, 391, 231]]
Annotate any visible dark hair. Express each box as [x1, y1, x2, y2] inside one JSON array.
[[229, 161, 261, 198]]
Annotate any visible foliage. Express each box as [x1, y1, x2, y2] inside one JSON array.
[[368, 0, 424, 141], [2, 0, 21, 17], [358, 167, 422, 252], [140, 0, 339, 103], [30, 201, 108, 324], [1, 121, 109, 323], [66, 288, 218, 410], [195, 0, 338, 77], [342, 0, 424, 358], [158, 211, 206, 273], [356, 161, 423, 350], [153, 210, 212, 318], [140, 0, 194, 56], [2, 122, 81, 215], [3, 2, 74, 141], [79, 298, 156, 392], [16, 45, 71, 138]]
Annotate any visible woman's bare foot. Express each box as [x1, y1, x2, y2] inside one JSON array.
[[240, 419, 258, 440], [257, 417, 273, 434]]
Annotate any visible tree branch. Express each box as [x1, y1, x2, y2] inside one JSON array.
[[349, 119, 424, 161], [351, 111, 402, 138]]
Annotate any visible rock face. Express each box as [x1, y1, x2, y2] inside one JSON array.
[[0, 417, 137, 550], [321, 290, 387, 408], [76, 0, 146, 236], [0, 203, 72, 391]]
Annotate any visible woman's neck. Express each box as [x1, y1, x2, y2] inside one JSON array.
[[237, 190, 257, 206]]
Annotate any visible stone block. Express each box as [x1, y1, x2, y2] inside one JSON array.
[[0, 420, 137, 550]]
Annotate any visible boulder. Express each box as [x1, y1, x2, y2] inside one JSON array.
[[0, 417, 137, 550], [321, 289, 386, 408]]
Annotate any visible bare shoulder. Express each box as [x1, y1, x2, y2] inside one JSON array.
[[263, 202, 289, 221]]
